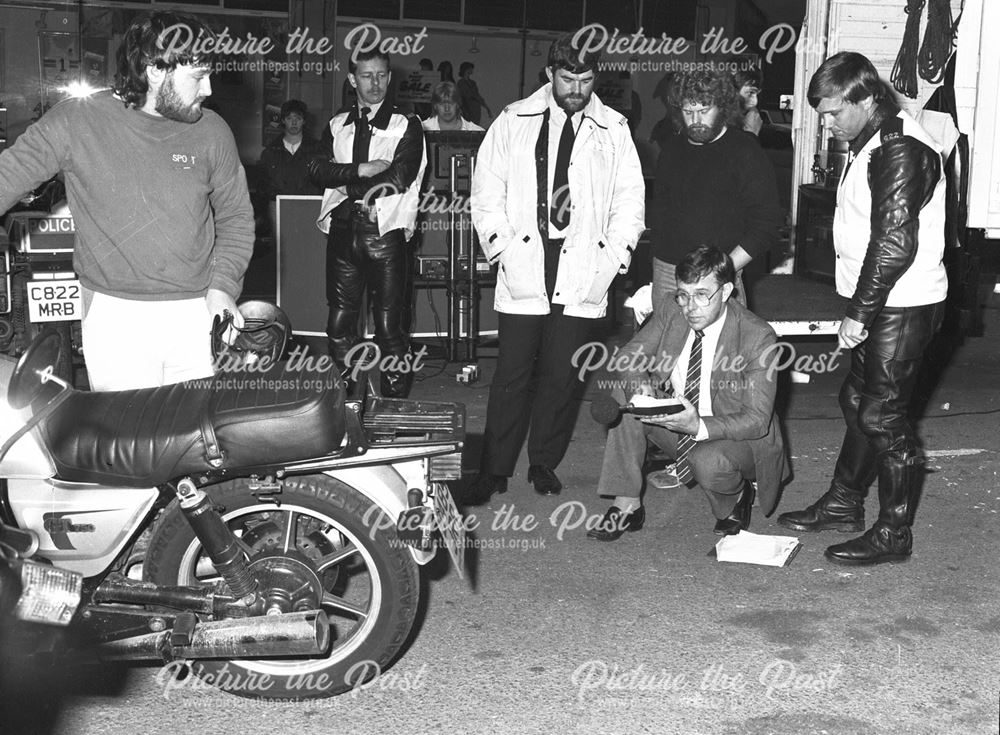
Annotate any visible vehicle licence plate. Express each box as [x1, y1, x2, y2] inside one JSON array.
[[27, 279, 82, 322], [431, 482, 466, 578]]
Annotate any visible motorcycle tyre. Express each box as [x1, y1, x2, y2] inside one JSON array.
[[143, 474, 420, 700]]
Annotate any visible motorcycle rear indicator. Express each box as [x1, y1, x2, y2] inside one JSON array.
[[15, 559, 82, 626]]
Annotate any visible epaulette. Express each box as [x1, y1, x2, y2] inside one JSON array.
[[880, 115, 904, 143]]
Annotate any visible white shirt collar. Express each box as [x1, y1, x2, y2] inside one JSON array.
[[361, 100, 385, 120], [670, 305, 730, 419]]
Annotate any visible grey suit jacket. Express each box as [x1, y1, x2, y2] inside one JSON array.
[[616, 299, 789, 514]]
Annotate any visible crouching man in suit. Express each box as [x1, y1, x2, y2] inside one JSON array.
[[589, 246, 789, 541]]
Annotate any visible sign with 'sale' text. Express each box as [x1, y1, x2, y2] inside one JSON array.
[[396, 71, 438, 104]]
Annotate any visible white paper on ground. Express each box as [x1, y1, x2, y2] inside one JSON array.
[[715, 531, 801, 567]]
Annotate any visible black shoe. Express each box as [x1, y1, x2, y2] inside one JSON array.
[[587, 506, 645, 541], [776, 486, 865, 533], [714, 481, 754, 536], [527, 465, 562, 496], [825, 523, 912, 566], [463, 473, 508, 506], [380, 369, 413, 399]]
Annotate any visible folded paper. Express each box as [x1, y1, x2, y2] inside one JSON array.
[[715, 530, 801, 567]]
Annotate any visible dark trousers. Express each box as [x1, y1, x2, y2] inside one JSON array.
[[325, 211, 411, 392], [834, 301, 945, 498], [480, 306, 593, 475]]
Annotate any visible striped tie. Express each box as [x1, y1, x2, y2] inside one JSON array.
[[674, 330, 704, 486]]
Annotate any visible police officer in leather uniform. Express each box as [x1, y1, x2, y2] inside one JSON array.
[[309, 49, 426, 397], [777, 52, 947, 566]]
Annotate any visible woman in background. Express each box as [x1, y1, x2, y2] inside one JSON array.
[[438, 60, 455, 83]]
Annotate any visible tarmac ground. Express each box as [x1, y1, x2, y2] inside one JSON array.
[[1, 289, 997, 735]]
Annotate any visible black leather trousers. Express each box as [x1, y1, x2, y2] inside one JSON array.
[[325, 210, 412, 396], [834, 301, 945, 516]]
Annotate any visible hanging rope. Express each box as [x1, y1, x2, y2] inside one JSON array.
[[891, 0, 926, 98], [918, 0, 961, 84]]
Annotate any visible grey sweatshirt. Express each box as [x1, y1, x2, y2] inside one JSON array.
[[0, 90, 254, 300]]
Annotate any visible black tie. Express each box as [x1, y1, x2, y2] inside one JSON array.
[[550, 114, 575, 230], [674, 330, 704, 486], [353, 106, 371, 164]]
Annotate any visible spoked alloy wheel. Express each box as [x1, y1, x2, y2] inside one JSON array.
[[143, 474, 420, 699]]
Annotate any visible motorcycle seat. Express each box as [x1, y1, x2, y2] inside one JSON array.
[[37, 364, 346, 487]]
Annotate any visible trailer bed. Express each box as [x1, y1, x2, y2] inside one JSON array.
[[750, 275, 847, 337]]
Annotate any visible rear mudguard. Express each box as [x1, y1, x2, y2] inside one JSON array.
[[322, 462, 435, 566]]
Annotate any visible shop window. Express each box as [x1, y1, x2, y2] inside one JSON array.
[[526, 0, 584, 31], [463, 0, 522, 28], [227, 0, 289, 11], [585, 0, 639, 34], [337, 0, 399, 20], [151, 0, 223, 6], [404, 0, 461, 23], [642, 0, 697, 40]]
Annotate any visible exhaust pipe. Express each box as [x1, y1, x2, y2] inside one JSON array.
[[98, 609, 330, 661]]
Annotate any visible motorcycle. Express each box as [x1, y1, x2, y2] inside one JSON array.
[[0, 321, 467, 700], [0, 180, 82, 380]]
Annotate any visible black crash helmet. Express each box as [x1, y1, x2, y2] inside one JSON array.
[[212, 300, 291, 369]]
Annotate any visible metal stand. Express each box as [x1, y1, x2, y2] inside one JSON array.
[[446, 153, 482, 363]]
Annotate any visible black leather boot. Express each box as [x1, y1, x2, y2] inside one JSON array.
[[777, 430, 875, 532], [328, 338, 363, 396], [380, 367, 413, 398], [776, 484, 866, 533], [825, 450, 916, 565]]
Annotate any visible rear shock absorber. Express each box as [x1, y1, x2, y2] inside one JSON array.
[[175, 478, 258, 611]]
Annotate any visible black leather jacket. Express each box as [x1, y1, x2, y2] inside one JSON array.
[[844, 102, 942, 326], [312, 104, 424, 201]]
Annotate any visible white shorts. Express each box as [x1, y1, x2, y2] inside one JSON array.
[[81, 289, 215, 391]]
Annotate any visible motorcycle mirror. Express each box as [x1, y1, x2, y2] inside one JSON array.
[[7, 329, 65, 410]]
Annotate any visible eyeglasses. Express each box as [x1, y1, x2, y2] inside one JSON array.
[[673, 283, 724, 308]]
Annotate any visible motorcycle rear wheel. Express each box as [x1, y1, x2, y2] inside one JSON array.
[[143, 473, 420, 699]]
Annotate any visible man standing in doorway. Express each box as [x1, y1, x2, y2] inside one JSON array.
[[259, 99, 324, 245], [259, 99, 324, 199]]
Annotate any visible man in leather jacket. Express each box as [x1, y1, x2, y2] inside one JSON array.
[[777, 52, 947, 565], [308, 49, 426, 398]]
